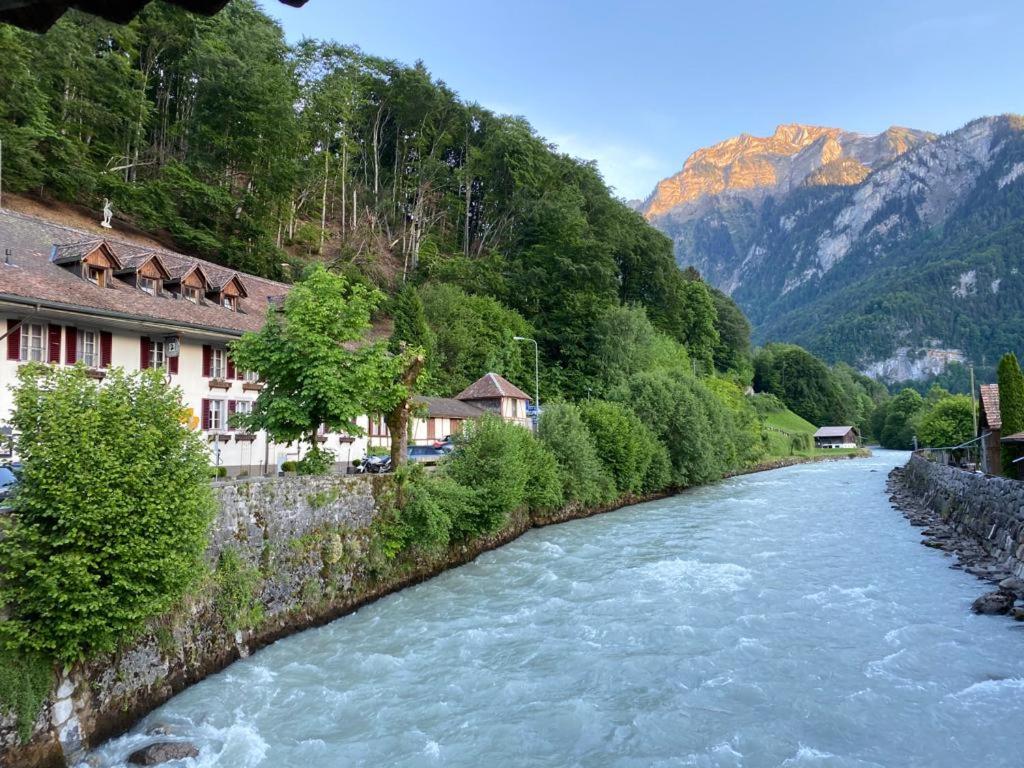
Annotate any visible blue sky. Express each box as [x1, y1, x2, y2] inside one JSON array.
[[265, 1, 1024, 200]]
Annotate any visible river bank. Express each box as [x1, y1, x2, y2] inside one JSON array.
[[888, 456, 1024, 618], [2, 450, 871, 768], [88, 449, 1024, 768]]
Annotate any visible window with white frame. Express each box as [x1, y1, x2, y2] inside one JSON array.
[[79, 329, 100, 368], [150, 340, 166, 369], [138, 276, 159, 295], [244, 369, 259, 383], [210, 347, 226, 378], [233, 400, 253, 430], [222, 295, 237, 311], [19, 323, 45, 362], [208, 399, 227, 431]]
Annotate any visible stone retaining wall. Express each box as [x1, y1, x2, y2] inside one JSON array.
[[1, 474, 395, 768], [901, 454, 1024, 579]]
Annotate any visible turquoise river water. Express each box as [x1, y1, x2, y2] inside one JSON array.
[[88, 451, 1024, 767]]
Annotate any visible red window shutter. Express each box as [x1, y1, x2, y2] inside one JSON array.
[[140, 337, 151, 369], [202, 344, 212, 377], [226, 355, 236, 380], [65, 327, 78, 365], [201, 399, 211, 430], [7, 320, 20, 361], [227, 400, 237, 430], [100, 331, 112, 368], [48, 325, 62, 364], [169, 347, 179, 375]]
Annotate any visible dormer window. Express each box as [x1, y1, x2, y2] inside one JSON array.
[[139, 276, 159, 296], [87, 266, 107, 287], [183, 285, 201, 303], [222, 295, 237, 311]]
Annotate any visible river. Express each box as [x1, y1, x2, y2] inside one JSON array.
[[88, 451, 1024, 767]]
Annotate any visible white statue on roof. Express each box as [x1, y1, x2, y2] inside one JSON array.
[[101, 198, 113, 229]]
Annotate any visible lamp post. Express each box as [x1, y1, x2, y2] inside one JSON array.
[[513, 335, 539, 424]]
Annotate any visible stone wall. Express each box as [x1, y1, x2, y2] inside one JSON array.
[[901, 454, 1024, 578], [1, 474, 406, 768]]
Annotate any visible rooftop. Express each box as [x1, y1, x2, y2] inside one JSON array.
[[813, 426, 857, 438], [456, 372, 532, 402], [980, 384, 1001, 430], [0, 209, 288, 335], [414, 396, 487, 420]]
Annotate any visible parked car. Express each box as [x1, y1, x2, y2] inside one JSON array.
[[408, 444, 447, 464], [0, 463, 19, 506]]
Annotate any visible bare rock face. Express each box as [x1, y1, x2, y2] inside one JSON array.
[[127, 741, 199, 765]]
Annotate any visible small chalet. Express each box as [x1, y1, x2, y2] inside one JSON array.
[[978, 383, 1002, 475], [813, 426, 860, 449], [455, 372, 533, 429]]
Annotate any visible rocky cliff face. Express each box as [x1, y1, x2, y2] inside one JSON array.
[[643, 116, 1024, 380]]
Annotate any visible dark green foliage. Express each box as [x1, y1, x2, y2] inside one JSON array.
[[710, 287, 753, 379], [0, 365, 215, 662], [915, 395, 975, 448], [389, 284, 434, 358], [419, 283, 533, 396], [296, 445, 336, 476], [213, 549, 264, 633], [879, 388, 925, 449], [578, 400, 662, 495], [753, 344, 850, 426], [444, 417, 562, 537], [998, 353, 1024, 473], [0, 648, 52, 743], [537, 402, 616, 506], [614, 371, 739, 487]]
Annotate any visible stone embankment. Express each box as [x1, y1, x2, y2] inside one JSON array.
[[888, 454, 1024, 619]]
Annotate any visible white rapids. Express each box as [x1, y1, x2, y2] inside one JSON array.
[[87, 450, 1024, 767]]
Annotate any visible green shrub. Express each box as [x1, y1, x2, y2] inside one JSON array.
[[213, 549, 264, 633], [297, 445, 335, 475], [0, 648, 52, 743], [0, 365, 215, 663], [210, 466, 228, 478], [578, 400, 658, 495], [444, 416, 562, 537], [281, 460, 299, 473], [538, 402, 615, 506]]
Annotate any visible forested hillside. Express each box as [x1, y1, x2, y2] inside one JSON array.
[[0, 0, 734, 398]]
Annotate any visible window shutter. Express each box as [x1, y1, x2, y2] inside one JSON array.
[[226, 354, 236, 380], [65, 327, 78, 365], [169, 347, 179, 375], [6, 320, 20, 361], [227, 400, 236, 430], [100, 331, 112, 368], [201, 399, 212, 430], [140, 337, 151, 369], [48, 325, 62, 364], [202, 344, 212, 377]]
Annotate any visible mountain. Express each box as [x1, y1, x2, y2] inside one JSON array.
[[643, 116, 1024, 381]]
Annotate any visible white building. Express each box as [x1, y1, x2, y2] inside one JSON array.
[[0, 209, 347, 475]]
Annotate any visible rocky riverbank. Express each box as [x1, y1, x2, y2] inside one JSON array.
[[888, 461, 1024, 620]]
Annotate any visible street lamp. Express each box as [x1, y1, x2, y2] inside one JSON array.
[[513, 336, 540, 421]]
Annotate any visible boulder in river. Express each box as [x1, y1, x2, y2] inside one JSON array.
[[971, 591, 1015, 615], [998, 577, 1024, 597], [127, 741, 199, 765]]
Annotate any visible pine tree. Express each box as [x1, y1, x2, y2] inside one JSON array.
[[997, 352, 1024, 475]]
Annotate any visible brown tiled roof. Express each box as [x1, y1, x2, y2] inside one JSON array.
[[980, 384, 1001, 430], [0, 209, 288, 335], [1001, 432, 1024, 444], [456, 372, 531, 402], [413, 396, 487, 420]]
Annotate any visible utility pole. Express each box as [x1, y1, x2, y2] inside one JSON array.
[[970, 365, 978, 436], [513, 336, 540, 426], [1, 138, 4, 210]]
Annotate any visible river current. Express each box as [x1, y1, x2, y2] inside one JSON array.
[[89, 451, 1024, 767]]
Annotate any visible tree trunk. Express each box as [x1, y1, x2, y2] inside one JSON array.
[[385, 352, 426, 467], [320, 150, 329, 255]]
